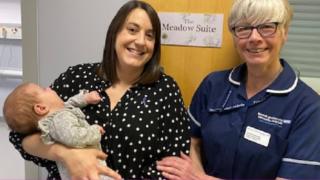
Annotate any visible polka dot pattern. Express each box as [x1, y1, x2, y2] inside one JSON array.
[[9, 63, 191, 179]]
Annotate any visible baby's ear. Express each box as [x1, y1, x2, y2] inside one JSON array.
[[34, 104, 49, 115]]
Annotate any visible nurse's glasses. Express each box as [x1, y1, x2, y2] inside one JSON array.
[[232, 22, 279, 39]]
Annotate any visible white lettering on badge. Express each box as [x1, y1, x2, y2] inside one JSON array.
[[244, 126, 271, 147], [257, 112, 291, 127]]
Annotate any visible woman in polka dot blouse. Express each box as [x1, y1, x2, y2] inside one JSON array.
[[9, 1, 190, 179]]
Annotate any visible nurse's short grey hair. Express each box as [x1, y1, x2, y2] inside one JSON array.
[[228, 0, 293, 31]]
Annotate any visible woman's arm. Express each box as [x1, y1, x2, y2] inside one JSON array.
[[22, 133, 64, 160], [9, 131, 60, 179], [22, 133, 122, 180]]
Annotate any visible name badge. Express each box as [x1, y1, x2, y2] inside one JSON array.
[[244, 126, 271, 147]]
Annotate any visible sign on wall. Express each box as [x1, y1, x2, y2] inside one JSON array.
[[159, 12, 224, 47]]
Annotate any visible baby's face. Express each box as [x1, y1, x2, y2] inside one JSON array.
[[29, 83, 63, 106]]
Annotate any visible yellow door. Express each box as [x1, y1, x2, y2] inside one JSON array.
[[144, 0, 241, 105]]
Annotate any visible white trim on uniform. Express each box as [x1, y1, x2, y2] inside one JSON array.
[[188, 108, 201, 127], [267, 76, 298, 94], [282, 158, 320, 166], [228, 68, 241, 86]]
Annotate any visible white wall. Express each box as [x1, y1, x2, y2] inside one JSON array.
[[0, 40, 22, 117], [0, 0, 24, 179], [301, 77, 320, 94], [37, 0, 129, 86], [0, 0, 22, 116], [0, 120, 25, 179], [0, 0, 21, 24]]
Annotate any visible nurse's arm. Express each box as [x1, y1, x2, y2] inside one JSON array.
[[191, 137, 223, 180], [157, 137, 222, 180], [190, 137, 205, 172]]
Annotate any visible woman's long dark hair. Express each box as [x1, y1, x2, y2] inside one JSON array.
[[98, 0, 162, 85]]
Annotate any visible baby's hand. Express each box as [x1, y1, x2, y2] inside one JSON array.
[[85, 91, 101, 104], [98, 126, 105, 135]]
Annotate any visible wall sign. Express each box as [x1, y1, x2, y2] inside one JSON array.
[[159, 12, 223, 47]]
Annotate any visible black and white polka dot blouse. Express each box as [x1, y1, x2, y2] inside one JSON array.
[[9, 63, 191, 180]]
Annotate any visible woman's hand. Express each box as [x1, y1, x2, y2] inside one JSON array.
[[157, 152, 219, 180], [59, 148, 122, 180]]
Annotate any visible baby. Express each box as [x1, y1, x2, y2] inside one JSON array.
[[3, 82, 111, 180]]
